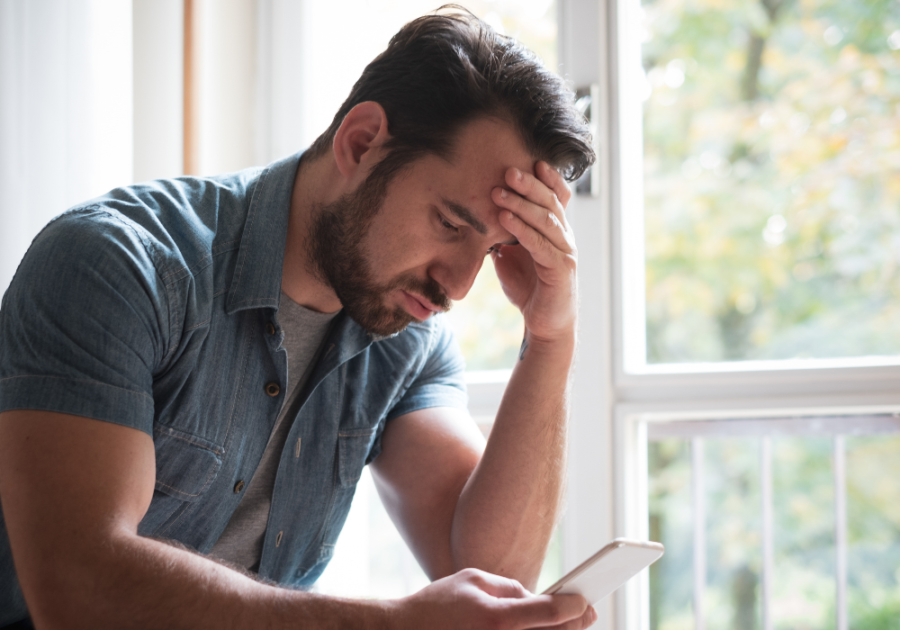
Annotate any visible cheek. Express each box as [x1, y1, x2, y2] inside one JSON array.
[[363, 224, 426, 274]]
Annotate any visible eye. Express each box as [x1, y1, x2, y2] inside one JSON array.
[[437, 213, 459, 234]]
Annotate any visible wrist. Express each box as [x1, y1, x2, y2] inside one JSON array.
[[522, 326, 576, 359]]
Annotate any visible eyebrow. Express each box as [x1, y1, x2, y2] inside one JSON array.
[[441, 197, 488, 235], [440, 197, 520, 246]]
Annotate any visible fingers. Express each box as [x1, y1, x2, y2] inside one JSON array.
[[506, 162, 571, 218], [541, 605, 597, 630], [497, 593, 592, 629], [497, 208, 575, 273], [537, 161, 573, 208], [492, 163, 576, 260]]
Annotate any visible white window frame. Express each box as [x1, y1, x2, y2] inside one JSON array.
[[558, 0, 900, 628]]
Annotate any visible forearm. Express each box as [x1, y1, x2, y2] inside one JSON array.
[[450, 329, 575, 589], [26, 531, 390, 630]]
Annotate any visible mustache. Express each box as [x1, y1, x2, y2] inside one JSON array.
[[392, 274, 452, 313]]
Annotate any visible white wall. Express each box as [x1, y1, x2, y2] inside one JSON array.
[[133, 0, 183, 182], [192, 0, 257, 176], [0, 0, 133, 297]]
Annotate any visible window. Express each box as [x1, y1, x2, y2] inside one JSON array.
[[639, 0, 900, 365], [603, 0, 900, 628]]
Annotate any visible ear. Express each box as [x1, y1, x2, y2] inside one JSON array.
[[331, 101, 390, 181]]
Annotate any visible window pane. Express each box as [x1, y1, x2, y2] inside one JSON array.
[[648, 439, 694, 629], [771, 437, 835, 629], [846, 435, 900, 627], [641, 0, 900, 363], [647, 415, 900, 629]]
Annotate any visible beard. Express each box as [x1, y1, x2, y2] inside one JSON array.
[[308, 170, 451, 338]]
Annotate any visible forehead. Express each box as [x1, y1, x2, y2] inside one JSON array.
[[404, 117, 535, 227], [440, 116, 535, 189]]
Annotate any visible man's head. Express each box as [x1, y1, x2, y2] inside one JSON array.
[[303, 6, 595, 337], [308, 5, 595, 193]]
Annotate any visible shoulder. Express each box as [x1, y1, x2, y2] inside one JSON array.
[[372, 315, 460, 363]]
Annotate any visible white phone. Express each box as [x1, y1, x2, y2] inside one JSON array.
[[541, 538, 664, 605]]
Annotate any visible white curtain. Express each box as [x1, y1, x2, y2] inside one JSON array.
[[0, 0, 132, 296]]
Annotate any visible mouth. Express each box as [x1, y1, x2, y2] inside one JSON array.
[[400, 291, 443, 320]]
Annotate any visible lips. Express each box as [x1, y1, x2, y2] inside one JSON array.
[[401, 291, 441, 320]]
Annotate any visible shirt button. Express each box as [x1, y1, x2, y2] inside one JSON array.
[[233, 480, 245, 493], [265, 382, 280, 397], [266, 322, 276, 335], [275, 531, 283, 547]]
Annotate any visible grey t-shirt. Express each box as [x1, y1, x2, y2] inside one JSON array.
[[210, 291, 337, 571]]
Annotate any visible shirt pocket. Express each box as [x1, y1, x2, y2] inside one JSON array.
[[337, 427, 376, 488], [153, 425, 223, 501]]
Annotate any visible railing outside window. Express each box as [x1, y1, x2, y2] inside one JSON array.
[[647, 414, 900, 630]]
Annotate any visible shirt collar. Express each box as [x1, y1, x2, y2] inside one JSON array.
[[225, 151, 303, 315], [224, 150, 378, 357]]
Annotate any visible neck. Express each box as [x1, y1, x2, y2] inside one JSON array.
[[281, 152, 344, 314]]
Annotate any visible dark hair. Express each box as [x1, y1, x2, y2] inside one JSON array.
[[308, 5, 594, 187]]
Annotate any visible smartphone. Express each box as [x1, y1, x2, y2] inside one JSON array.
[[541, 538, 664, 605]]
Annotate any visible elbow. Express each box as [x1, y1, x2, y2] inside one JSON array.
[[16, 536, 134, 630]]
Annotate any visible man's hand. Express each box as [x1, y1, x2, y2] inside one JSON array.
[[491, 161, 577, 345], [391, 569, 596, 630]]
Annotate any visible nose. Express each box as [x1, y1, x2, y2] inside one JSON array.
[[430, 254, 484, 301]]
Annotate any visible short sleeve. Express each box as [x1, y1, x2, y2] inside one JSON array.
[[386, 318, 468, 420], [0, 208, 167, 436]]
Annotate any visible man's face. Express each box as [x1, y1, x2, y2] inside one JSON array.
[[311, 117, 533, 337], [308, 171, 450, 337]]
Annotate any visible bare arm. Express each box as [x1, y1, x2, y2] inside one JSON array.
[[0, 410, 590, 630], [0, 411, 389, 629], [372, 162, 577, 591], [452, 332, 573, 589]]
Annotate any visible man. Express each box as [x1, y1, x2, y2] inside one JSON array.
[[0, 8, 595, 629]]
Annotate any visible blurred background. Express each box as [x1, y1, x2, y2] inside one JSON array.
[[641, 0, 900, 365]]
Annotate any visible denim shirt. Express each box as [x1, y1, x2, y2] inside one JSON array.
[[0, 151, 468, 623]]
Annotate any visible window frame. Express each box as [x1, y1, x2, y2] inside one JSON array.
[[559, 0, 900, 628]]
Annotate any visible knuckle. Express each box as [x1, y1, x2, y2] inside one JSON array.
[[460, 567, 482, 582]]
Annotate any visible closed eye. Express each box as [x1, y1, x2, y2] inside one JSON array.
[[436, 210, 460, 234]]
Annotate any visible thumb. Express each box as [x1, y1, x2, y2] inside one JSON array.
[[466, 570, 532, 599]]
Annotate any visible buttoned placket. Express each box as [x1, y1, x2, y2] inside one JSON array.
[[257, 314, 378, 582]]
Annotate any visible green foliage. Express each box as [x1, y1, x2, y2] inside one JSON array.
[[648, 433, 900, 630], [643, 0, 900, 363]]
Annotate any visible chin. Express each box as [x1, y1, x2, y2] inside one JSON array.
[[348, 306, 417, 339]]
